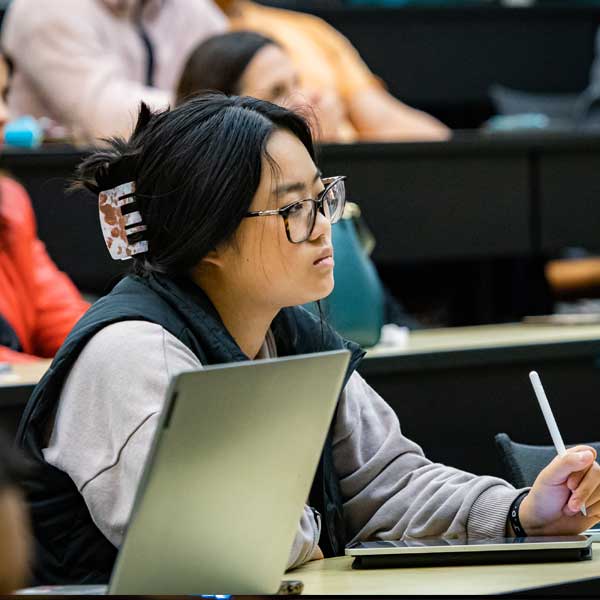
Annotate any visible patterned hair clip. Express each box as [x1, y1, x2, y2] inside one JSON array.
[[98, 181, 148, 261]]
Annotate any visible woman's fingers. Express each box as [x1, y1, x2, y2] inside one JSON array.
[[539, 449, 595, 486], [567, 469, 587, 492], [566, 446, 598, 492], [568, 445, 598, 461], [570, 461, 600, 513], [579, 497, 600, 521], [578, 488, 600, 514]]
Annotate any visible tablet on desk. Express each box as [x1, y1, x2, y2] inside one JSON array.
[[584, 521, 600, 542], [346, 536, 592, 569]]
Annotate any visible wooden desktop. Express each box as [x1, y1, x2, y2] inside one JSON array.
[[291, 544, 600, 595]]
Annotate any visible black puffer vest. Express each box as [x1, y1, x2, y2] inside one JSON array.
[[16, 274, 364, 584]]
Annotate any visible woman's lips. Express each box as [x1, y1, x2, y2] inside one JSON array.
[[314, 256, 334, 267]]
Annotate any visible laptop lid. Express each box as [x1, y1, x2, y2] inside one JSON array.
[[108, 350, 350, 595]]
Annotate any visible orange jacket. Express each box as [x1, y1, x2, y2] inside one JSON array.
[[0, 177, 89, 363]]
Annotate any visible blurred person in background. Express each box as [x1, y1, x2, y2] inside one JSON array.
[[0, 0, 226, 143], [0, 433, 31, 593], [0, 52, 89, 363], [176, 31, 352, 142], [214, 0, 450, 142]]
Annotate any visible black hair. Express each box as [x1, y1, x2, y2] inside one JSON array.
[[74, 93, 315, 277], [176, 31, 279, 106]]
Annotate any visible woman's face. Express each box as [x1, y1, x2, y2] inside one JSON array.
[[239, 44, 301, 107], [238, 44, 347, 143], [209, 128, 334, 311]]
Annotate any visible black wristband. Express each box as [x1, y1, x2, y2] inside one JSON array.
[[508, 491, 529, 537]]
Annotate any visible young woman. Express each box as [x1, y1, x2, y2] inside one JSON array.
[[0, 53, 89, 364], [17, 95, 600, 585], [2, 0, 226, 142], [176, 31, 352, 142], [177, 31, 422, 333]]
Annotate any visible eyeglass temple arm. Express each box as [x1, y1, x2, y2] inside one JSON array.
[[245, 209, 283, 217], [246, 176, 345, 217]]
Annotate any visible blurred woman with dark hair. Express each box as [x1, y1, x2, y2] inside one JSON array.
[[212, 0, 449, 143], [0, 52, 89, 364], [177, 31, 353, 142]]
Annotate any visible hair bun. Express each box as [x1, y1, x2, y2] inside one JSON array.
[[72, 143, 138, 194], [72, 102, 154, 194]]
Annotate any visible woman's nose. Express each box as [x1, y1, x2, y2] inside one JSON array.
[[301, 87, 322, 108], [310, 206, 331, 241]]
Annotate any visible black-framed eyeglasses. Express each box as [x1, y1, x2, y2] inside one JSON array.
[[245, 176, 347, 244]]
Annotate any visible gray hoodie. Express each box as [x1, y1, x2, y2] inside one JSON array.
[[43, 321, 520, 570]]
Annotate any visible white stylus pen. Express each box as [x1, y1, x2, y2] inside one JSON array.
[[529, 371, 587, 517]]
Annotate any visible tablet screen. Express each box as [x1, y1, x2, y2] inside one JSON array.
[[373, 535, 585, 547], [347, 535, 589, 553]]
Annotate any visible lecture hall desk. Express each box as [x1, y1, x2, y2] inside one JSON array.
[[359, 322, 600, 478], [4, 134, 600, 325], [292, 544, 600, 596], [0, 360, 51, 436], [309, 3, 600, 128], [1, 323, 600, 478], [4, 132, 600, 286]]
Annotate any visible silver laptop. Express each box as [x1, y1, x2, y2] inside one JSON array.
[[107, 350, 350, 595]]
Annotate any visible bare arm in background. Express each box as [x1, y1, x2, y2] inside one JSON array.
[[348, 87, 451, 142]]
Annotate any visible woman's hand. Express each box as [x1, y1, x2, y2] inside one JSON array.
[[519, 445, 600, 535]]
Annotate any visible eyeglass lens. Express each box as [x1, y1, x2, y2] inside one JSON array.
[[287, 178, 345, 243]]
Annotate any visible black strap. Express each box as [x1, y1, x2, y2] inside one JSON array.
[[508, 491, 529, 537]]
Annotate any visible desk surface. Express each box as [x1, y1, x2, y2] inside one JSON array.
[[0, 360, 51, 389], [367, 322, 600, 358], [292, 546, 600, 595], [1, 324, 599, 383], [4, 137, 600, 326]]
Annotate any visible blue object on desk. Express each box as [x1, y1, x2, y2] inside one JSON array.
[[485, 113, 551, 132], [346, 0, 492, 5], [4, 115, 43, 148]]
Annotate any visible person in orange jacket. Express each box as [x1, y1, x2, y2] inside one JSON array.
[[0, 54, 89, 364], [214, 0, 450, 143]]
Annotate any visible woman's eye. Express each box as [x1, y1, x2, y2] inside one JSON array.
[[270, 85, 285, 101], [288, 203, 305, 215]]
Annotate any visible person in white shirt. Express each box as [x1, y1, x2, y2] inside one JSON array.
[[1, 0, 226, 142]]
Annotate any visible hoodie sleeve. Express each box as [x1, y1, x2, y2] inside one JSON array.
[[333, 371, 521, 543]]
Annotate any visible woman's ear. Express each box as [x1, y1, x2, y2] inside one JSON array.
[[191, 252, 220, 282], [199, 248, 224, 268], [198, 242, 232, 271]]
